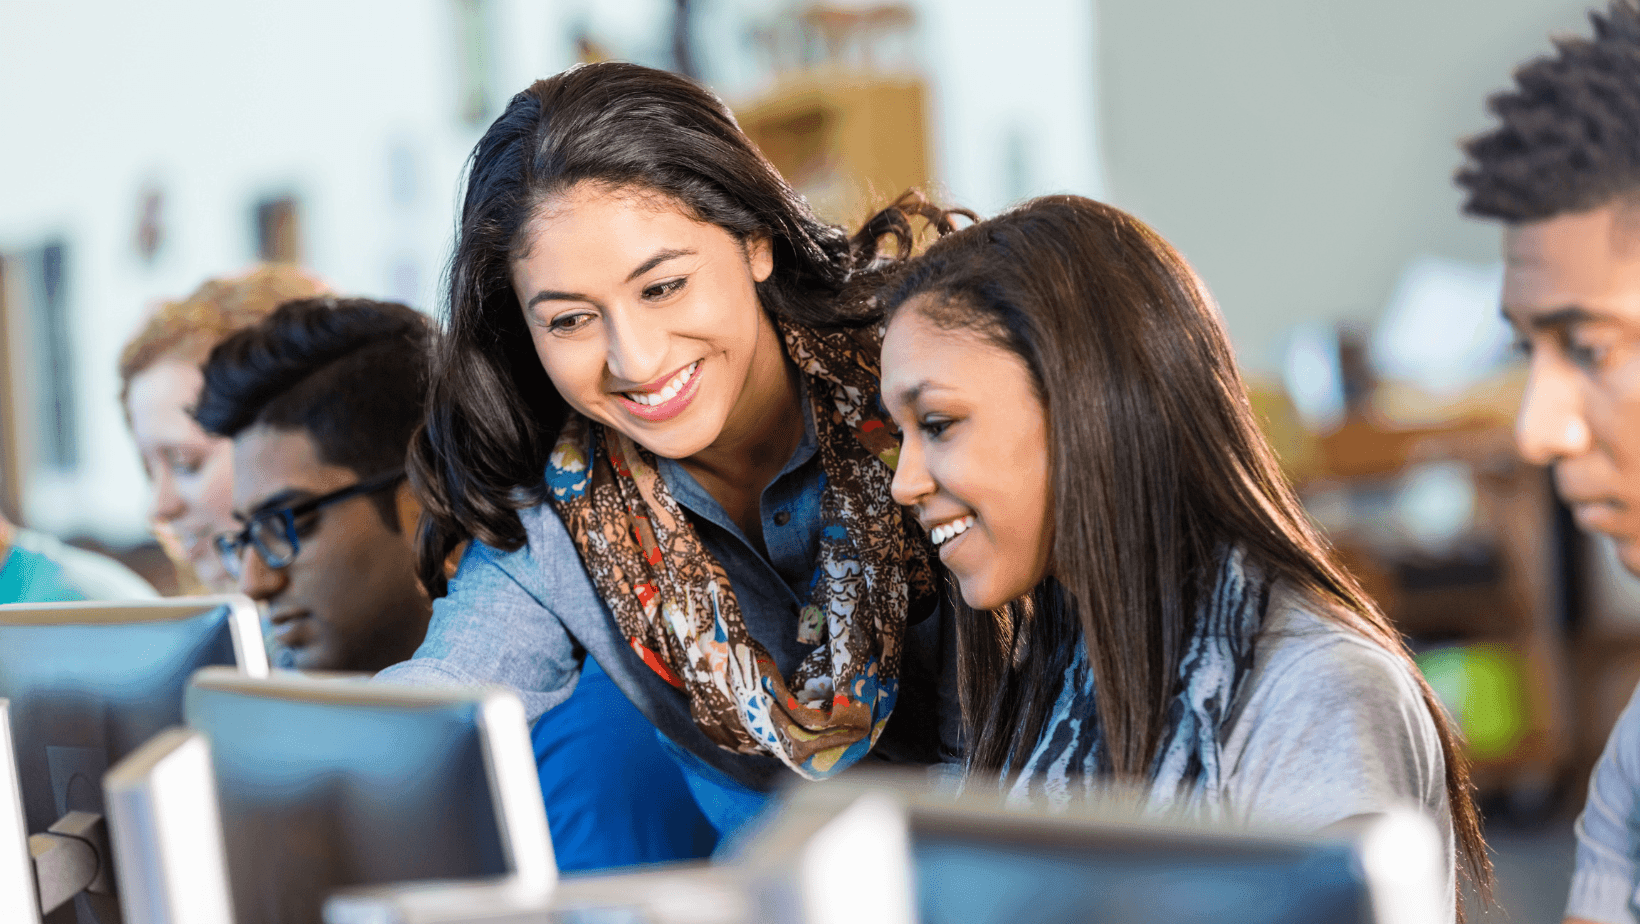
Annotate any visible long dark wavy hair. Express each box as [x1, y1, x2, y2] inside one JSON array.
[[412, 62, 959, 594], [878, 196, 1491, 910]]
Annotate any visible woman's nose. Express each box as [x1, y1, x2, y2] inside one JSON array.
[[891, 436, 935, 507], [602, 305, 669, 386], [148, 468, 185, 523]]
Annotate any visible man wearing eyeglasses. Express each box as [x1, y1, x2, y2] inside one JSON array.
[[195, 296, 433, 673]]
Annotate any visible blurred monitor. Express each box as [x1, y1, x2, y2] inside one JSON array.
[[904, 791, 1441, 924], [736, 777, 1444, 924], [319, 784, 910, 924], [0, 596, 267, 923], [2, 699, 42, 924], [179, 669, 553, 924], [103, 728, 234, 924]]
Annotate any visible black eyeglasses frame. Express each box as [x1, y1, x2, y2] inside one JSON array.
[[214, 468, 406, 579]]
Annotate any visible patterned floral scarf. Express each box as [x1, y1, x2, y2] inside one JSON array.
[[545, 320, 938, 780]]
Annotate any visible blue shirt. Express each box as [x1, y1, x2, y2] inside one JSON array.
[[532, 654, 718, 869], [378, 394, 962, 830], [1569, 681, 1640, 921]]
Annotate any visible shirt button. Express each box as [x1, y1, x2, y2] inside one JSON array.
[[773, 511, 791, 526]]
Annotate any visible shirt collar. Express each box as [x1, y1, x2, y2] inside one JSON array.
[[658, 372, 818, 521]]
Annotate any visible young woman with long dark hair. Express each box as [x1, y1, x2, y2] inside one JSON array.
[[378, 62, 964, 834], [876, 196, 1491, 919]]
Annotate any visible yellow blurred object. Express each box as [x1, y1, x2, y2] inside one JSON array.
[[149, 519, 210, 596], [1245, 375, 1321, 484], [738, 71, 932, 226], [1370, 366, 1526, 431]]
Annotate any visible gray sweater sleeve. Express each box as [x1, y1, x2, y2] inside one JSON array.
[[1567, 683, 1640, 923], [1222, 630, 1447, 828], [1219, 603, 1455, 921]]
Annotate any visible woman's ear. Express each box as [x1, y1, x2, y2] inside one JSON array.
[[746, 232, 774, 284], [393, 481, 423, 538]]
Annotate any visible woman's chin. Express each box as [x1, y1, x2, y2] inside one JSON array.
[[956, 577, 1009, 613], [955, 570, 1043, 613]]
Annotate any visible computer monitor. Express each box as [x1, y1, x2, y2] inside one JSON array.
[[318, 784, 911, 924], [320, 771, 1445, 924], [721, 774, 1445, 924], [180, 669, 553, 924], [102, 728, 235, 924], [318, 783, 912, 924], [1, 699, 43, 924], [899, 784, 1440, 924], [0, 595, 267, 923]]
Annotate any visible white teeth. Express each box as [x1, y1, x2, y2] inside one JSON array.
[[625, 362, 698, 407], [930, 515, 974, 547]]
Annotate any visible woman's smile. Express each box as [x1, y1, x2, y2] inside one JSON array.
[[928, 513, 977, 561], [613, 359, 704, 422]]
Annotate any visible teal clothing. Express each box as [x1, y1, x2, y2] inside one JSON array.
[[0, 545, 85, 603]]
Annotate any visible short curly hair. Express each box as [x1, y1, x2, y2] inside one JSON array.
[[118, 264, 328, 405], [1457, 0, 1640, 222]]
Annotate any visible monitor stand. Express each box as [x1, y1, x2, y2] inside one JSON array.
[[30, 809, 113, 914], [1, 700, 119, 922]]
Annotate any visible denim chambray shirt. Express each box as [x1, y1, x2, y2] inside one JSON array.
[[377, 389, 962, 798], [1567, 681, 1640, 922]]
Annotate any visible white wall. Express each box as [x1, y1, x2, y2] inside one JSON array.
[[1097, 0, 1596, 371], [0, 0, 585, 541], [703, 0, 1106, 214], [914, 0, 1106, 214]]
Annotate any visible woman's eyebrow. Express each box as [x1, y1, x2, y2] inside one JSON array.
[[625, 247, 696, 282], [525, 288, 588, 310], [523, 248, 699, 310], [1502, 303, 1608, 333], [890, 380, 958, 408]]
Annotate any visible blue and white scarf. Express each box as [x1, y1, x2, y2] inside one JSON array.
[[1004, 547, 1272, 817]]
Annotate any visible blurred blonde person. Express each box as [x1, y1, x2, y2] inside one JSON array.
[[119, 266, 328, 592]]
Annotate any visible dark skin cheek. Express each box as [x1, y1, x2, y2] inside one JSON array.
[[282, 517, 372, 669], [1596, 353, 1640, 472]]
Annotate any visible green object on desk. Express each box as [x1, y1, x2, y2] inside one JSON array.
[[1415, 643, 1530, 761]]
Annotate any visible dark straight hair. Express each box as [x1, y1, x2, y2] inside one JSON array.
[[879, 196, 1491, 910], [411, 61, 960, 594]]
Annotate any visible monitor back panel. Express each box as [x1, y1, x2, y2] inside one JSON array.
[[186, 685, 509, 924], [0, 604, 238, 849], [912, 820, 1372, 924]]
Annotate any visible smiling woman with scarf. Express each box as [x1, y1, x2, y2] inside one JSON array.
[[876, 196, 1492, 921], [378, 62, 964, 836]]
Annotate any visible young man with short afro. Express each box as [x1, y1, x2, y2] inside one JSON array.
[[1460, 3, 1640, 921]]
